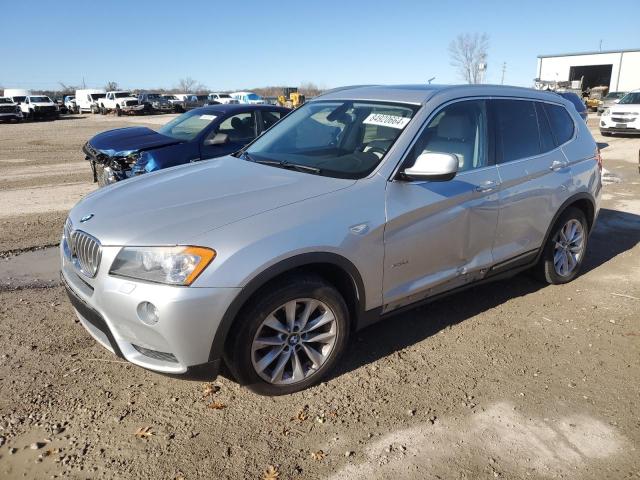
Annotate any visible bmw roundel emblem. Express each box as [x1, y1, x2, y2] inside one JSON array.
[[80, 213, 94, 223]]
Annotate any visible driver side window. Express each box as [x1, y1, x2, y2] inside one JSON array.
[[407, 100, 488, 173]]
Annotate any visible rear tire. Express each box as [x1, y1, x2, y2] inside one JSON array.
[[226, 275, 350, 396], [533, 207, 588, 284]]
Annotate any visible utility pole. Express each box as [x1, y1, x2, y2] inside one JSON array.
[[599, 39, 603, 51], [501, 62, 506, 85]]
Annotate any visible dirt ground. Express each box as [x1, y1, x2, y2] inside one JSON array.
[[0, 114, 638, 479]]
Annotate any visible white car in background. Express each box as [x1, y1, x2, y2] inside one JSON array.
[[208, 92, 239, 104], [600, 90, 640, 136], [0, 97, 23, 122], [98, 91, 145, 116], [76, 89, 107, 114], [230, 91, 265, 104], [20, 95, 59, 120]]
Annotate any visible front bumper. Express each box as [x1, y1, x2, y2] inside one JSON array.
[[61, 240, 239, 376], [0, 112, 23, 120], [600, 115, 640, 134]]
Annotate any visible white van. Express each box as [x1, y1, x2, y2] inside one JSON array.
[[76, 89, 107, 114], [230, 91, 265, 104]]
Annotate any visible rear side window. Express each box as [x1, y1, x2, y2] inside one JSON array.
[[534, 102, 556, 152], [544, 103, 575, 145], [493, 100, 540, 163]]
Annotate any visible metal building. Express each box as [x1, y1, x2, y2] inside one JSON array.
[[536, 49, 640, 92]]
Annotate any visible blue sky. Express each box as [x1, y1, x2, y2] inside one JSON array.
[[2, 0, 639, 91]]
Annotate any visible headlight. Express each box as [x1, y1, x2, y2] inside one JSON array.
[[603, 108, 610, 116], [110, 246, 216, 285]]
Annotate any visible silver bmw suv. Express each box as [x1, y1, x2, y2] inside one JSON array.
[[61, 85, 602, 395]]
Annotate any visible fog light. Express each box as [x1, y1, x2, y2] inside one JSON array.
[[137, 301, 159, 325]]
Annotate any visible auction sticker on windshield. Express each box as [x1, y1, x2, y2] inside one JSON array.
[[200, 115, 217, 121], [363, 113, 410, 129]]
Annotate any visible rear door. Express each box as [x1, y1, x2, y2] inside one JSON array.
[[258, 109, 286, 134], [491, 99, 573, 264], [383, 99, 501, 311], [200, 111, 258, 159]]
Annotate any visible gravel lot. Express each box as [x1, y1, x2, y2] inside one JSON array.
[[0, 114, 638, 479]]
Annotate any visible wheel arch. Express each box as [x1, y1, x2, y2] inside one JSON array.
[[536, 192, 596, 263], [209, 252, 366, 362]]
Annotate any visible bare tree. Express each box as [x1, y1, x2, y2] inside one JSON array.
[[448, 33, 489, 84], [104, 81, 119, 91], [178, 77, 198, 93], [58, 82, 78, 94]]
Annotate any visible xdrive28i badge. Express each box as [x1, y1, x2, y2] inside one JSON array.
[[80, 214, 94, 223]]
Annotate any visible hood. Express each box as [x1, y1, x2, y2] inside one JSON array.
[[69, 156, 355, 245], [88, 127, 182, 156], [609, 104, 640, 113]]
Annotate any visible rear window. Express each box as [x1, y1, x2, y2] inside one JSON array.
[[493, 100, 540, 163], [543, 103, 575, 145], [558, 93, 586, 112]]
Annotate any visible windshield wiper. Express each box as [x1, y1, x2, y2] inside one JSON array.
[[254, 158, 321, 175]]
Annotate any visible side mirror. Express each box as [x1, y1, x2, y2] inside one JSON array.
[[402, 152, 459, 181], [204, 133, 229, 146]]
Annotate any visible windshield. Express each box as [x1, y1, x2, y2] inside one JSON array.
[[0, 98, 12, 104], [114, 92, 132, 98], [30, 96, 51, 103], [163, 95, 178, 100], [246, 93, 261, 100], [90, 93, 106, 100], [218, 94, 231, 98], [158, 110, 218, 141], [145, 93, 161, 99], [245, 101, 417, 179], [605, 92, 626, 100], [618, 92, 640, 105], [13, 96, 26, 102]]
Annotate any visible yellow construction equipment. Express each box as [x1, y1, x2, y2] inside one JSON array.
[[278, 87, 306, 109]]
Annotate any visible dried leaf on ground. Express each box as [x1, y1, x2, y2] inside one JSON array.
[[263, 464, 279, 480], [202, 383, 220, 397], [44, 448, 60, 457], [207, 401, 226, 410], [294, 406, 309, 422], [134, 426, 155, 439], [311, 450, 326, 461]]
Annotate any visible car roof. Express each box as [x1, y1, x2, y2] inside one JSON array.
[[191, 104, 289, 115], [315, 84, 567, 105]]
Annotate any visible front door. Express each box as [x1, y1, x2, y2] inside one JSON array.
[[383, 99, 500, 312]]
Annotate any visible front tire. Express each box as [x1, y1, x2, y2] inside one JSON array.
[[534, 207, 588, 284], [226, 275, 350, 396]]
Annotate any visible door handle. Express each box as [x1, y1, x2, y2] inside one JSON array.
[[475, 180, 500, 193], [549, 160, 568, 171]]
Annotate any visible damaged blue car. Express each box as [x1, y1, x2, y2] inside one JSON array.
[[83, 104, 289, 186]]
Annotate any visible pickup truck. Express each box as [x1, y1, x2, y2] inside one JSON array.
[[20, 95, 59, 120], [138, 92, 173, 113], [98, 91, 145, 116], [0, 97, 23, 122]]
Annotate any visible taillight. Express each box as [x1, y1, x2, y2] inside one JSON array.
[[595, 147, 603, 172]]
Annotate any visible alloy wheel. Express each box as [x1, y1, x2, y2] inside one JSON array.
[[553, 219, 585, 277], [251, 298, 338, 385]]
